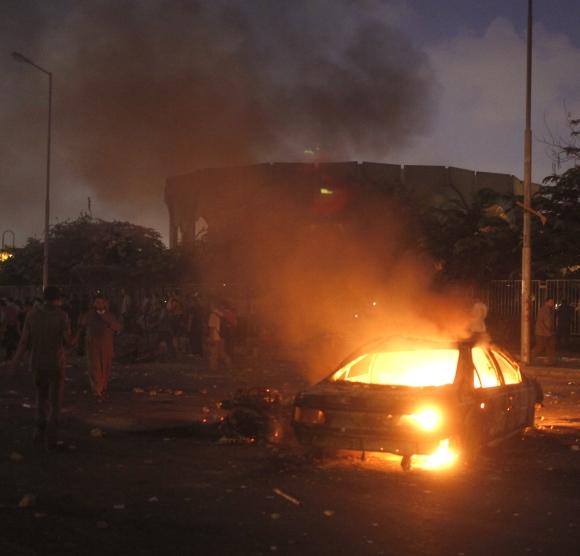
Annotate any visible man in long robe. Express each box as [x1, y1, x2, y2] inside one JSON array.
[[79, 295, 121, 400]]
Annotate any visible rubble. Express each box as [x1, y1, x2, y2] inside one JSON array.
[[18, 494, 36, 508], [273, 488, 300, 506], [9, 451, 24, 462], [90, 428, 104, 438]]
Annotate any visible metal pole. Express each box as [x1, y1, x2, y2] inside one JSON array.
[[42, 72, 52, 290], [11, 52, 52, 290], [521, 0, 533, 364]]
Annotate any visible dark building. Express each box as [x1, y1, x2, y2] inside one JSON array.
[[165, 162, 525, 248]]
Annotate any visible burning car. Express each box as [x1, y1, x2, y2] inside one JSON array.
[[292, 337, 542, 470]]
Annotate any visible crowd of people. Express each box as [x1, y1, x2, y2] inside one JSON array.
[[0, 288, 242, 369], [0, 286, 244, 450]]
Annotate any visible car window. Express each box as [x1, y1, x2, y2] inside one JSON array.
[[331, 354, 372, 382], [330, 349, 459, 386], [471, 347, 501, 388], [493, 350, 522, 385]]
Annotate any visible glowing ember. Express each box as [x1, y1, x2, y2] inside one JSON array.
[[330, 349, 459, 387]]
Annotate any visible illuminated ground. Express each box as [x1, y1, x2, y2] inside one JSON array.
[[0, 358, 579, 555]]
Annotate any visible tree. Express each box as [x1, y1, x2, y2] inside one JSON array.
[[0, 216, 190, 286], [533, 117, 580, 277], [419, 188, 520, 283]]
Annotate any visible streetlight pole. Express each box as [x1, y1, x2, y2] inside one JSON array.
[[521, 0, 533, 364], [12, 51, 52, 290]]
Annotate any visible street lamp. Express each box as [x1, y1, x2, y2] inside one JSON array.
[[12, 51, 52, 290], [521, 0, 533, 365]]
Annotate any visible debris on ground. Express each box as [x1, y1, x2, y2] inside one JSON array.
[[18, 494, 36, 508], [273, 488, 300, 506], [9, 451, 24, 462], [90, 428, 104, 438]]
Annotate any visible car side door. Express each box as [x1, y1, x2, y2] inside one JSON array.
[[470, 346, 509, 442], [489, 348, 529, 431]]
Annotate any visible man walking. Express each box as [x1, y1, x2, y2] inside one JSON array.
[[79, 294, 121, 400], [9, 287, 74, 449], [533, 297, 556, 365]]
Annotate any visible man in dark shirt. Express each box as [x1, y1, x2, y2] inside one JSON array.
[[10, 287, 74, 449]]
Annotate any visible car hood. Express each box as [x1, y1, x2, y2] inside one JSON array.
[[294, 381, 457, 414]]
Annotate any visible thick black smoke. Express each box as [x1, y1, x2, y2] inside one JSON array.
[[1, 0, 435, 240]]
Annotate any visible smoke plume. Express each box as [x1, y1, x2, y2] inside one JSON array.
[[1, 0, 435, 239]]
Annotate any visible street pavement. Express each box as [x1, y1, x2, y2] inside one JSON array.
[[0, 356, 579, 555]]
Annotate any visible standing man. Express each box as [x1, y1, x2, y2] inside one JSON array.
[[467, 297, 489, 341], [9, 287, 74, 449], [207, 303, 232, 371], [79, 294, 121, 401], [533, 297, 556, 365]]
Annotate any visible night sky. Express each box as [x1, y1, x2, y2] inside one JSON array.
[[1, 1, 579, 245]]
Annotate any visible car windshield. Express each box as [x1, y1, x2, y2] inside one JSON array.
[[329, 348, 460, 387]]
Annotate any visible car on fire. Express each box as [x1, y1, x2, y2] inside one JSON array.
[[292, 337, 542, 470]]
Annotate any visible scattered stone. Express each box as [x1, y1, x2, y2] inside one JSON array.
[[271, 513, 281, 520], [113, 504, 125, 510], [571, 445, 580, 452], [148, 496, 159, 503], [10, 451, 24, 462], [174, 390, 184, 396], [21, 403, 32, 409], [133, 387, 145, 394], [18, 494, 36, 508], [90, 428, 104, 438], [148, 390, 158, 397]]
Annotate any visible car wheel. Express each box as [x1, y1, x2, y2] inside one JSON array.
[[460, 413, 485, 466]]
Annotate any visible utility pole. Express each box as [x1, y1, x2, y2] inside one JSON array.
[[12, 52, 52, 290], [521, 0, 533, 364]]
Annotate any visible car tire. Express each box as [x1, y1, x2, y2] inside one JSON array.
[[460, 412, 485, 467]]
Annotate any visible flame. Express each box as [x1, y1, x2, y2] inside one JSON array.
[[414, 439, 458, 470], [331, 349, 459, 387]]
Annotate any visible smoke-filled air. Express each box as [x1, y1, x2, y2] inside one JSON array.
[[1, 0, 475, 379], [2, 0, 434, 230]]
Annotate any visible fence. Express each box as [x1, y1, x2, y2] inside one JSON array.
[[487, 280, 580, 337]]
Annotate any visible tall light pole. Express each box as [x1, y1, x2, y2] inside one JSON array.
[[521, 0, 533, 364], [12, 51, 52, 290]]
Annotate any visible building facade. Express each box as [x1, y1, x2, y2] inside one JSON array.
[[165, 162, 525, 248]]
